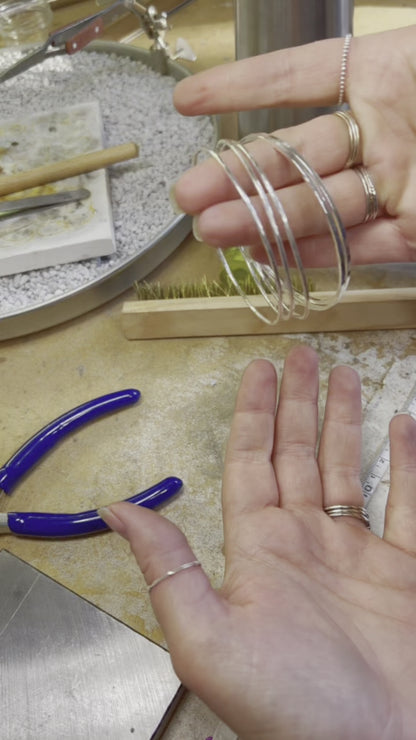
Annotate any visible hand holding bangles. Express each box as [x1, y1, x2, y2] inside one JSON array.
[[172, 25, 416, 268]]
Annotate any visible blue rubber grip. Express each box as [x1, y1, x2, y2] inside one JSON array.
[[6, 476, 182, 537], [0, 389, 140, 494]]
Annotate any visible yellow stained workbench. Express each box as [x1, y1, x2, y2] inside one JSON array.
[[1, 2, 416, 736]]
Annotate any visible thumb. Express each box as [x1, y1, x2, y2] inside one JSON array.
[[99, 503, 224, 663]]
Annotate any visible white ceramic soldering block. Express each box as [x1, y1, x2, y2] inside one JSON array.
[[0, 101, 115, 277]]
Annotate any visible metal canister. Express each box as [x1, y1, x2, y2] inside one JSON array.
[[235, 0, 354, 136]]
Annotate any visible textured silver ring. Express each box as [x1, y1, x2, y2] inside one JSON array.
[[354, 166, 379, 222], [338, 33, 352, 106], [333, 109, 361, 168], [148, 560, 202, 593], [324, 505, 370, 529]]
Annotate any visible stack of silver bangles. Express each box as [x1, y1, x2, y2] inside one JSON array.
[[200, 134, 351, 325]]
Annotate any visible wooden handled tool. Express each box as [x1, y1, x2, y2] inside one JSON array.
[[0, 142, 139, 197]]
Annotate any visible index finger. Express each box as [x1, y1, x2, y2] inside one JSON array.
[[222, 358, 279, 523], [174, 36, 345, 116]]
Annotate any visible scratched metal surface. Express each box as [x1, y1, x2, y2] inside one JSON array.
[[0, 551, 183, 740]]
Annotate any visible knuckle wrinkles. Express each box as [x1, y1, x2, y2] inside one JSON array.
[[230, 447, 270, 465], [275, 441, 315, 459]]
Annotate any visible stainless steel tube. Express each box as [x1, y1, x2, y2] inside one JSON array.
[[235, 0, 354, 136]]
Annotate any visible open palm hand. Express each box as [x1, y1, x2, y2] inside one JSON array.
[[103, 346, 416, 739]]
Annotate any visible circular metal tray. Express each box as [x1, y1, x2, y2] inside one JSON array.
[[0, 41, 217, 340]]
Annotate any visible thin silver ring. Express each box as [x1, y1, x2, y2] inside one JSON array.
[[148, 560, 202, 593], [333, 109, 361, 168], [324, 505, 370, 529], [338, 33, 352, 106], [354, 165, 379, 222]]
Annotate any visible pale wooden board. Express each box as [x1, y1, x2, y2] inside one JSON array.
[[0, 101, 115, 277], [122, 287, 416, 338]]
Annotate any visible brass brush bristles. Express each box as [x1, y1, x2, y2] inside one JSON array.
[[134, 274, 261, 301], [134, 273, 314, 302]]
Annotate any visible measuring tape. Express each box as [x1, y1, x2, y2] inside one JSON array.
[[361, 385, 416, 505]]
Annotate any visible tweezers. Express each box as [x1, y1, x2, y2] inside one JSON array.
[[0, 0, 198, 83], [0, 389, 182, 537], [0, 0, 130, 83], [0, 188, 90, 217]]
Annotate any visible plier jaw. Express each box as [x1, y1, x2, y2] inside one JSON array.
[[0, 389, 183, 538]]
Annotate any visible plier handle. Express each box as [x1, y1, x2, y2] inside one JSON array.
[[0, 389, 182, 537]]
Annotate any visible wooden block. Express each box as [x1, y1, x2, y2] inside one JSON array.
[[121, 287, 416, 339]]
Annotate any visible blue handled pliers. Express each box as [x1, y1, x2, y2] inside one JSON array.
[[0, 389, 182, 538]]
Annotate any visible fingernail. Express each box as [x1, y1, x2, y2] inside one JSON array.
[[169, 185, 183, 215], [97, 505, 127, 537], [192, 215, 203, 242]]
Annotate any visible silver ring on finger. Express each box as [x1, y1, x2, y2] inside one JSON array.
[[324, 505, 370, 529], [338, 33, 352, 106], [333, 109, 361, 168], [354, 165, 379, 222], [147, 560, 202, 593]]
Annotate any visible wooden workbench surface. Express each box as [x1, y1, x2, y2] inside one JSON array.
[[1, 2, 416, 736]]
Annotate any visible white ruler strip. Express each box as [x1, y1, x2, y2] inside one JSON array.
[[361, 372, 416, 504]]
